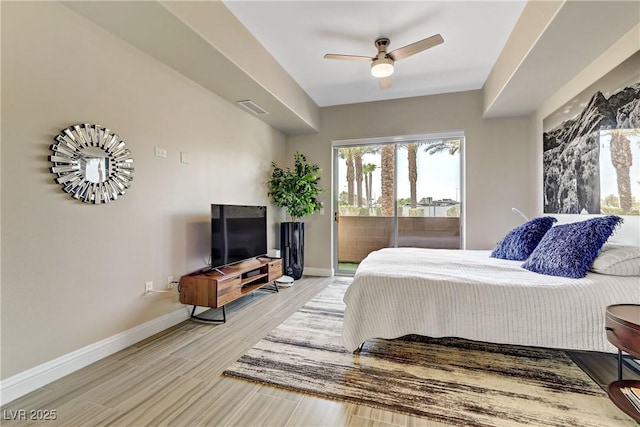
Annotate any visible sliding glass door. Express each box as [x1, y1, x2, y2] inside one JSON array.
[[333, 133, 463, 275]]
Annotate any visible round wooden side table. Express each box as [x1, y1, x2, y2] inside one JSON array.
[[605, 304, 640, 422]]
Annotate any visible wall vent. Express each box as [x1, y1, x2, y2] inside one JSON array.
[[237, 100, 269, 115]]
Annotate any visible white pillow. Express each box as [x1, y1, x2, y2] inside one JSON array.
[[590, 244, 640, 276]]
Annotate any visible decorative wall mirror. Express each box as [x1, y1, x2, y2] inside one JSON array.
[[49, 123, 134, 204]]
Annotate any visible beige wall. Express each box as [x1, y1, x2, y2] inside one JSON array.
[[0, 2, 285, 379], [287, 90, 534, 272]]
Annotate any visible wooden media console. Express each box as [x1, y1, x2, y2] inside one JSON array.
[[179, 257, 283, 323]]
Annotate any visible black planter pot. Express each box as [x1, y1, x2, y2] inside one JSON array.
[[280, 222, 304, 280]]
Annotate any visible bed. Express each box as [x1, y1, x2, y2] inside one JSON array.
[[342, 247, 640, 353]]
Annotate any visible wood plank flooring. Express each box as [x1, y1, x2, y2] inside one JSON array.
[[567, 350, 640, 389], [1, 277, 446, 427], [1, 276, 636, 426]]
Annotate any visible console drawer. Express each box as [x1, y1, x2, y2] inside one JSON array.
[[268, 259, 283, 281], [217, 275, 241, 306], [180, 275, 217, 307]]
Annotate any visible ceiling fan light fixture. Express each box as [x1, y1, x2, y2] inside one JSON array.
[[371, 57, 394, 78]]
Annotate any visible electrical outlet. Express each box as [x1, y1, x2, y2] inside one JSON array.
[[145, 281, 153, 294], [167, 276, 175, 290]]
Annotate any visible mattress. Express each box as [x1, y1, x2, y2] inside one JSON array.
[[342, 248, 640, 352]]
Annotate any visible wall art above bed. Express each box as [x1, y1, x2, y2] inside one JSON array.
[[543, 50, 640, 215]]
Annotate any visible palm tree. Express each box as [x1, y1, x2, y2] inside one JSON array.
[[609, 130, 633, 213], [397, 143, 420, 208], [424, 139, 462, 156], [354, 148, 364, 208], [362, 163, 377, 207], [338, 148, 356, 205], [406, 143, 418, 208], [380, 145, 395, 216]]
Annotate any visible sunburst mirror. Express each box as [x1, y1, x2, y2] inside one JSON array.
[[49, 124, 134, 204]]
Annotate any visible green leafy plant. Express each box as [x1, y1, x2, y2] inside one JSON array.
[[268, 152, 323, 222]]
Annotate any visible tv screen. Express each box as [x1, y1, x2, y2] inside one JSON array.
[[210, 204, 267, 268]]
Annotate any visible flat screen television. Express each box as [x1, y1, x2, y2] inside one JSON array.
[[210, 204, 267, 269]]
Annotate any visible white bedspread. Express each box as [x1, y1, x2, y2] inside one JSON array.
[[342, 248, 640, 353]]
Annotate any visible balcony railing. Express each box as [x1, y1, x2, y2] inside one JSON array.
[[338, 216, 460, 264]]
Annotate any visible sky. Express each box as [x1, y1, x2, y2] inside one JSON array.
[[338, 146, 461, 203]]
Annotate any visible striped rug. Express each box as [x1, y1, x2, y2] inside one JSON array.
[[223, 281, 633, 426]]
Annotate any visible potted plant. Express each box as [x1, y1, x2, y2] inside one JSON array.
[[268, 151, 322, 280]]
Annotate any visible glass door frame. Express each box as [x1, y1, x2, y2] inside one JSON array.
[[332, 131, 465, 276]]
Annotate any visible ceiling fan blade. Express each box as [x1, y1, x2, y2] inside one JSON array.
[[388, 34, 444, 61], [324, 54, 372, 62], [379, 77, 392, 90]]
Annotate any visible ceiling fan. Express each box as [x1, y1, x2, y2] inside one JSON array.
[[324, 34, 444, 89]]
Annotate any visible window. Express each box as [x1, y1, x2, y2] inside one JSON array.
[[334, 132, 463, 274]]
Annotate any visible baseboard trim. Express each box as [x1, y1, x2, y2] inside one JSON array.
[[0, 305, 206, 406], [303, 267, 333, 277]]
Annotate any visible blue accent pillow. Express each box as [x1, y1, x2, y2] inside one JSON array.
[[490, 217, 557, 260], [522, 215, 623, 278]]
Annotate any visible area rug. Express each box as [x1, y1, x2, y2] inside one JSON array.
[[223, 282, 633, 426]]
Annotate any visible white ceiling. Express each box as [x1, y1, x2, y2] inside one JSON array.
[[222, 1, 527, 107], [64, 1, 639, 134]]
